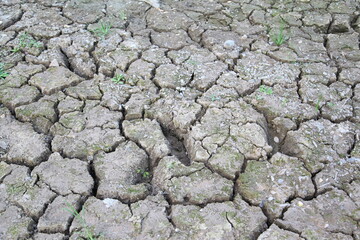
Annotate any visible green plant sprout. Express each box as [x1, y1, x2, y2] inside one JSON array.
[[326, 102, 335, 108], [186, 59, 199, 65], [259, 85, 273, 95], [11, 32, 42, 53], [0, 63, 9, 79], [90, 22, 112, 38], [271, 22, 286, 46], [65, 203, 100, 240], [136, 169, 150, 178], [315, 95, 324, 111], [111, 74, 126, 84], [119, 10, 127, 21], [281, 98, 289, 107], [11, 46, 21, 53], [210, 95, 221, 102], [167, 161, 176, 169]]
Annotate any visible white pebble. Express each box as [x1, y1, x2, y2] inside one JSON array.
[[103, 198, 118, 208], [223, 40, 236, 49]]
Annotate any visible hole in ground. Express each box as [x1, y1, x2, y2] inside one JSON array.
[[163, 128, 191, 166]]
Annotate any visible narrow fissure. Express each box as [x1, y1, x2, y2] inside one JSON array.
[[162, 126, 191, 166]]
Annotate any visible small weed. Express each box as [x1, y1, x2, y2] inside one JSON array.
[[11, 32, 42, 53], [65, 203, 99, 240], [270, 12, 279, 17], [167, 161, 176, 169], [90, 22, 112, 38], [186, 59, 199, 65], [341, 45, 353, 50], [119, 10, 127, 21], [281, 98, 289, 107], [0, 63, 9, 79], [273, 30, 285, 46], [6, 183, 26, 195], [111, 74, 126, 84], [136, 169, 150, 178], [29, 39, 42, 48], [11, 46, 21, 53], [326, 102, 335, 108], [127, 187, 141, 193], [259, 85, 273, 95], [315, 95, 324, 111], [120, 45, 131, 51], [210, 95, 221, 102], [271, 22, 286, 46]]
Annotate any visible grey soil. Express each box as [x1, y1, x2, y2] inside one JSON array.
[[0, 0, 359, 239]]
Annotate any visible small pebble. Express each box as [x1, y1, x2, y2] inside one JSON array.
[[223, 40, 236, 49], [49, 59, 59, 67], [297, 201, 303, 207], [144, 0, 161, 8], [277, 179, 284, 184], [274, 136, 279, 143], [103, 198, 118, 208]]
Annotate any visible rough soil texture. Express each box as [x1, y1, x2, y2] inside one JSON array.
[[0, 0, 360, 239]]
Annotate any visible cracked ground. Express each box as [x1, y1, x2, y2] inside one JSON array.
[[0, 0, 360, 239]]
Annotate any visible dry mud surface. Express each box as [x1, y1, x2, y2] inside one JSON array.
[[0, 0, 360, 239]]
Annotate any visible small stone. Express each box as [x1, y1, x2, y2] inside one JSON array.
[[103, 198, 118, 208], [224, 40, 236, 49], [297, 201, 303, 207], [143, 0, 161, 9], [49, 59, 59, 67]]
